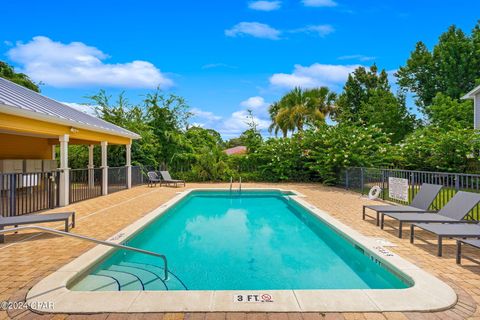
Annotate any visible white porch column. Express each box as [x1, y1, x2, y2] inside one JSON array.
[[101, 141, 108, 195], [58, 134, 69, 206], [51, 145, 56, 160], [126, 143, 132, 189], [88, 144, 95, 188]]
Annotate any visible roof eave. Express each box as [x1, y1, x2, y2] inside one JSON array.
[[0, 103, 141, 140], [462, 85, 480, 100]]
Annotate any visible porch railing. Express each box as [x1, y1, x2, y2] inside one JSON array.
[[108, 166, 127, 194], [69, 168, 103, 204], [0, 171, 59, 217], [339, 167, 480, 220]]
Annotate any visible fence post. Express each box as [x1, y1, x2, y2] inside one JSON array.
[[410, 173, 415, 204], [360, 167, 365, 195], [345, 169, 349, 189], [454, 174, 460, 191], [381, 169, 385, 200]]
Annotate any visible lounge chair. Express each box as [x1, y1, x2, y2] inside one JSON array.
[[0, 211, 75, 243], [363, 183, 442, 226], [410, 223, 480, 257], [159, 171, 185, 187], [456, 239, 480, 264], [382, 191, 480, 238], [147, 171, 161, 187]]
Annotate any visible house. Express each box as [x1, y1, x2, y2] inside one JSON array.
[[0, 77, 140, 215], [224, 146, 247, 155], [462, 84, 480, 129]]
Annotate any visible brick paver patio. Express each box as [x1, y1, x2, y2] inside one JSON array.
[[1, 183, 479, 319]]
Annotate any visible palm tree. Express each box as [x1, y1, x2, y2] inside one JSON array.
[[268, 87, 336, 136]]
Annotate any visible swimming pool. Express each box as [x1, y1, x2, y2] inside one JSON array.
[[27, 188, 457, 313], [70, 190, 409, 291]]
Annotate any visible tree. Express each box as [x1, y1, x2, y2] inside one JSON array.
[[0, 61, 40, 92], [269, 87, 335, 136], [395, 42, 436, 109], [333, 65, 417, 142], [424, 93, 474, 129], [397, 23, 480, 109], [88, 90, 158, 167], [144, 90, 192, 167]]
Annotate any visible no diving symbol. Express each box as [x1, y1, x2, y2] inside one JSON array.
[[261, 294, 272, 302]]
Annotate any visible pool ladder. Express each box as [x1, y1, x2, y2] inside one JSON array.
[[229, 177, 242, 193]]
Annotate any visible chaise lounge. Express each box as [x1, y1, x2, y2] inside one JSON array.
[[382, 191, 480, 238], [159, 171, 185, 187], [363, 183, 442, 226], [0, 211, 75, 243], [147, 171, 162, 187]]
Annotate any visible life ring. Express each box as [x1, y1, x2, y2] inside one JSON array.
[[368, 186, 382, 200]]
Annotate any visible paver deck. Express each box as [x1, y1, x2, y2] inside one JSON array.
[[0, 183, 479, 319]]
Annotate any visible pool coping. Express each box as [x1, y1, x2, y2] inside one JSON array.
[[26, 188, 457, 313]]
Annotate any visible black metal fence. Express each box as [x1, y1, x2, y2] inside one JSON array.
[[339, 167, 480, 220], [69, 168, 103, 204], [0, 172, 59, 217], [131, 166, 144, 186], [108, 166, 127, 194]]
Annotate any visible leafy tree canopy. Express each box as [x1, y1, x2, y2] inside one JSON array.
[[396, 23, 480, 109], [0, 61, 40, 92], [333, 65, 417, 143]]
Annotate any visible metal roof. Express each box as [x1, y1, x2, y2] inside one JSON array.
[[0, 77, 140, 139]]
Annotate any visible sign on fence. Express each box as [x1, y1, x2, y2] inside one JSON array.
[[388, 177, 409, 202]]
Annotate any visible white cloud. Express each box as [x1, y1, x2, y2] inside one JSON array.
[[269, 63, 360, 89], [290, 24, 335, 37], [201, 63, 237, 69], [225, 22, 281, 40], [191, 107, 222, 121], [302, 0, 337, 7], [62, 102, 97, 116], [248, 1, 281, 11], [7, 36, 173, 89], [338, 54, 375, 62], [190, 97, 272, 138], [222, 110, 270, 136], [240, 96, 268, 109]]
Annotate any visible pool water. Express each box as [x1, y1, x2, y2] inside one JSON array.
[[70, 190, 410, 291]]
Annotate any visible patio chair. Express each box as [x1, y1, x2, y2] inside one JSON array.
[[456, 239, 480, 264], [147, 171, 161, 187], [159, 171, 185, 187], [363, 183, 442, 226], [0, 211, 75, 243], [383, 191, 480, 238]]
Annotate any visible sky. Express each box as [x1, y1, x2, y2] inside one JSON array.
[[1, 0, 479, 138]]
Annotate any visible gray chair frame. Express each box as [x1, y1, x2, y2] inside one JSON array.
[[147, 171, 161, 187], [159, 171, 185, 187], [0, 211, 75, 243], [363, 183, 442, 226], [383, 191, 480, 238]]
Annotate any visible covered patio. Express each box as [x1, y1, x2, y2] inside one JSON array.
[[0, 77, 141, 216]]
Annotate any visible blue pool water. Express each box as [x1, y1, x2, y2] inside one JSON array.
[[70, 190, 410, 291]]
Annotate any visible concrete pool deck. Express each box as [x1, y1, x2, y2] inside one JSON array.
[[0, 183, 478, 319]]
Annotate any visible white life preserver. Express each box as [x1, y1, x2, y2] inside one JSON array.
[[368, 186, 382, 200]]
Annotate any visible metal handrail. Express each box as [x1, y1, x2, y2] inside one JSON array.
[[0, 226, 169, 280], [239, 177, 242, 192]]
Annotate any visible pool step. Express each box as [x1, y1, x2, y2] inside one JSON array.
[[107, 264, 167, 290], [95, 269, 144, 290], [70, 274, 120, 291], [73, 263, 188, 292], [120, 261, 188, 290]]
